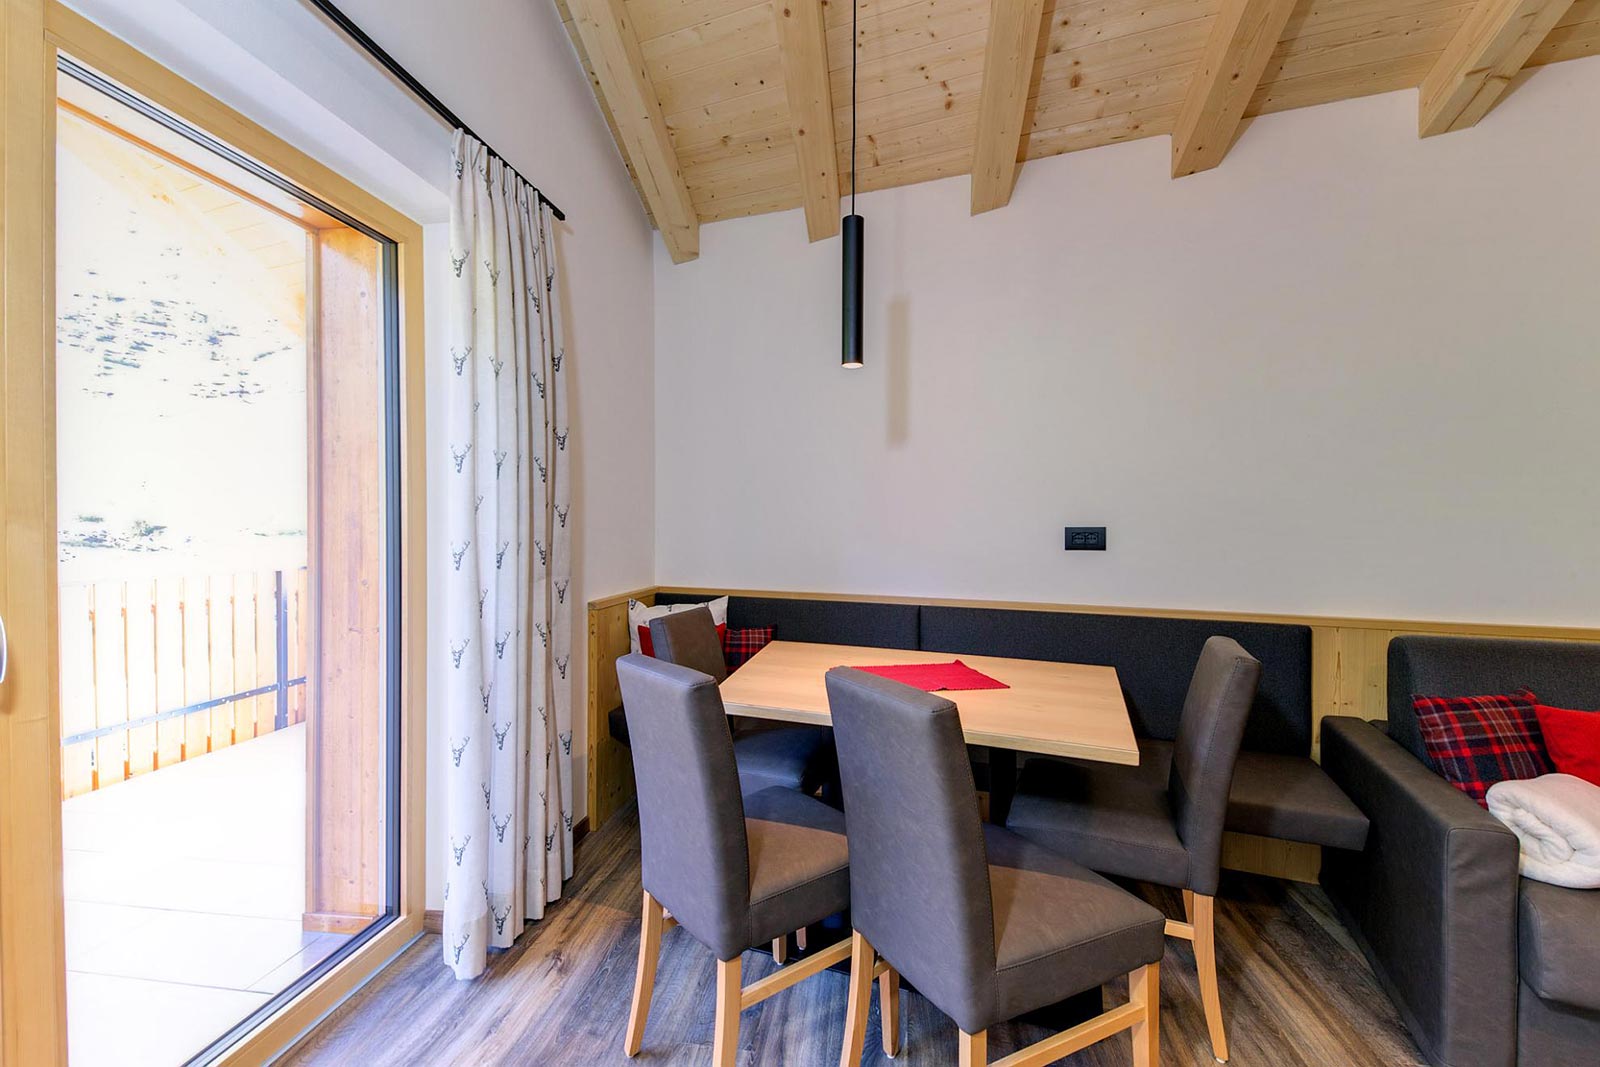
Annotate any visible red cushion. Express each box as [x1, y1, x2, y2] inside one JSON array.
[[722, 626, 774, 672], [1534, 704, 1600, 787], [1413, 689, 1551, 806], [638, 622, 726, 659]]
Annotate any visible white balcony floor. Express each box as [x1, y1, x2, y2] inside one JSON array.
[[63, 723, 353, 1067]]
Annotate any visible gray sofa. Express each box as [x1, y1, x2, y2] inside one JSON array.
[[1321, 635, 1600, 1067]]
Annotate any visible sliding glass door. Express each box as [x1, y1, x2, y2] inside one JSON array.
[[1, 6, 426, 1065]]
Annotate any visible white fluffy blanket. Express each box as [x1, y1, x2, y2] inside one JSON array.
[[1486, 774, 1600, 889]]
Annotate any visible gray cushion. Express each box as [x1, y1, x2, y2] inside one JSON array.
[[1387, 636, 1600, 764], [920, 605, 1311, 755], [734, 724, 836, 796], [984, 825, 1166, 1022], [652, 592, 921, 649], [1226, 750, 1370, 851], [1518, 879, 1600, 1013], [1007, 754, 1189, 889], [744, 787, 850, 946]]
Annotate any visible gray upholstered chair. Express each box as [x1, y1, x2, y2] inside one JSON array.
[[825, 667, 1165, 1067], [1005, 635, 1262, 1062], [614, 653, 855, 1066], [648, 607, 838, 801]]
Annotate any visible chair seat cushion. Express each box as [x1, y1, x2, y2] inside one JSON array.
[[1519, 878, 1600, 1012], [743, 787, 850, 946], [1006, 752, 1190, 889], [984, 825, 1166, 1023], [734, 723, 837, 795]]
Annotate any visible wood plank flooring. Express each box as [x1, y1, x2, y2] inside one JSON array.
[[281, 806, 1425, 1066]]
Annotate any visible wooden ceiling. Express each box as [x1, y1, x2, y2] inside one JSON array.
[[556, 0, 1600, 262]]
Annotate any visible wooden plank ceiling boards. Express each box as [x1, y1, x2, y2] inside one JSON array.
[[555, 0, 1600, 260]]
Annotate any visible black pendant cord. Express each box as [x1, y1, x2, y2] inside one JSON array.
[[850, 0, 858, 214], [303, 0, 566, 222]]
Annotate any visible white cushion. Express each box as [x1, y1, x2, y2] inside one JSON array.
[[627, 596, 729, 655]]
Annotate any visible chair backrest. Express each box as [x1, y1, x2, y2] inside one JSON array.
[[825, 667, 996, 1018], [615, 653, 749, 958], [649, 606, 728, 683], [1168, 636, 1262, 896]]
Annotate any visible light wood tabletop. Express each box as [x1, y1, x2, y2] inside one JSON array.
[[718, 640, 1138, 765]]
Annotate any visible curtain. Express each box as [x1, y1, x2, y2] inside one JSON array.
[[442, 131, 573, 980]]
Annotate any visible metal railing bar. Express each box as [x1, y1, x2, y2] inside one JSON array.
[[61, 677, 306, 747]]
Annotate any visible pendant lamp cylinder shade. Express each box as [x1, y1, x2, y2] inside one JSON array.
[[841, 213, 864, 368]]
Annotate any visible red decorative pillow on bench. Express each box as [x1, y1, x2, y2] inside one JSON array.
[[722, 626, 774, 672], [1534, 703, 1600, 787], [1413, 689, 1551, 805]]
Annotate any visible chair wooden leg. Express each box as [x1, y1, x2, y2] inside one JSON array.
[[796, 926, 808, 951], [839, 931, 875, 1067], [1183, 888, 1195, 925], [1193, 894, 1228, 1062], [713, 955, 743, 1067], [1130, 961, 1160, 1067], [773, 936, 787, 964], [625, 890, 665, 1057], [879, 966, 901, 1056], [957, 1029, 987, 1067]]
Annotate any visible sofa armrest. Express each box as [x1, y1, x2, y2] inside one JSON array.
[[1319, 716, 1519, 1067]]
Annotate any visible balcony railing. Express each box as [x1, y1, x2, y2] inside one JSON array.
[[59, 567, 309, 797]]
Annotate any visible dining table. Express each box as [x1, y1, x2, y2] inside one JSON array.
[[717, 639, 1138, 823]]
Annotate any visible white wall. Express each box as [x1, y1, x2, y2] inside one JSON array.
[[66, 0, 658, 909], [656, 57, 1600, 629]]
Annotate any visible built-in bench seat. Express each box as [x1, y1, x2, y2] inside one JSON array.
[[605, 593, 1368, 858]]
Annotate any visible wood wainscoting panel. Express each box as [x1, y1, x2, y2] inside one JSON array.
[[586, 589, 652, 829]]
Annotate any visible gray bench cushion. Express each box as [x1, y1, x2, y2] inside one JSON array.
[[1519, 878, 1600, 1013], [1020, 737, 1369, 852], [1227, 750, 1370, 851]]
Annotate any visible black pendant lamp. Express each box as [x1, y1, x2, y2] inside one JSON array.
[[841, 0, 864, 369]]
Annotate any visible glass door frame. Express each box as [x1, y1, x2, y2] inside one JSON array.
[[0, 4, 428, 1064]]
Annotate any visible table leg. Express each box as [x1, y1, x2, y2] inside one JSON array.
[[986, 747, 1017, 825]]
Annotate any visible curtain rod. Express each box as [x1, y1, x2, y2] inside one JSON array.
[[303, 0, 567, 222]]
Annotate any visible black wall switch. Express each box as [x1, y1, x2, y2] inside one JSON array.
[[1064, 527, 1107, 551]]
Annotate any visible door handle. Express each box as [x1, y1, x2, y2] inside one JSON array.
[[0, 610, 7, 686]]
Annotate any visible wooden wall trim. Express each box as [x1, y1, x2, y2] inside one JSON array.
[[634, 585, 1600, 642]]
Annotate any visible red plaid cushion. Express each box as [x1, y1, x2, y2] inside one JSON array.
[[722, 626, 774, 672], [1413, 689, 1551, 805]]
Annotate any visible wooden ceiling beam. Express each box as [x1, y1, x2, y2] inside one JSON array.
[[1419, 0, 1578, 137], [774, 0, 841, 241], [1171, 0, 1299, 178], [569, 0, 700, 262], [970, 0, 1049, 215]]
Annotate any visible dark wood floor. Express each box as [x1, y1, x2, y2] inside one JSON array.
[[282, 806, 1425, 1066]]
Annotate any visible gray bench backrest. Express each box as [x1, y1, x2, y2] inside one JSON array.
[[1387, 635, 1600, 763]]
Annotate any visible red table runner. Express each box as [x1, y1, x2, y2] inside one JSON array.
[[852, 660, 1009, 692]]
